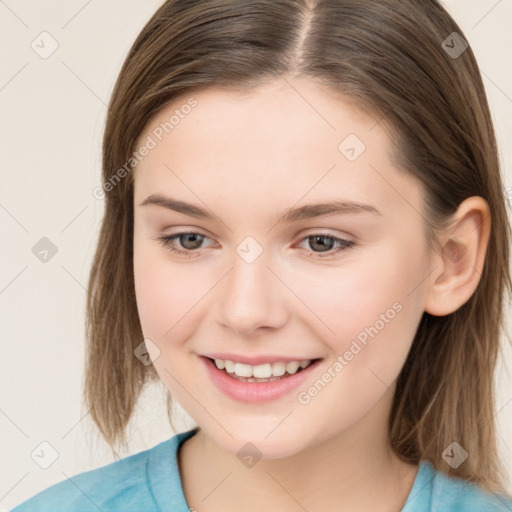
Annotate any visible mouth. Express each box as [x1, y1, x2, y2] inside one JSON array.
[[205, 356, 323, 382], [200, 355, 324, 403]]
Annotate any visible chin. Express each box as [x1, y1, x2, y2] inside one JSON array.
[[210, 424, 313, 461]]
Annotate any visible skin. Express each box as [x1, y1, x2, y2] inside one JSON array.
[[132, 75, 490, 512]]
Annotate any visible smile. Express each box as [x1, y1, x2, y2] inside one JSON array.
[[213, 358, 313, 382], [200, 356, 323, 403]]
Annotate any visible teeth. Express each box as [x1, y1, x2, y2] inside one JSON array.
[[252, 363, 272, 378], [224, 360, 235, 373], [286, 361, 300, 374], [214, 358, 313, 378], [268, 362, 285, 377], [234, 362, 253, 378]]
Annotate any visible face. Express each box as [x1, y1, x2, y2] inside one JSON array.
[[132, 76, 432, 458]]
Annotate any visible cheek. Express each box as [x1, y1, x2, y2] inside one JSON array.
[[133, 241, 205, 348], [289, 242, 426, 431], [291, 240, 426, 376]]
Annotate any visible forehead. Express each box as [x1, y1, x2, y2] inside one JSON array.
[[138, 76, 382, 153], [132, 76, 423, 220]]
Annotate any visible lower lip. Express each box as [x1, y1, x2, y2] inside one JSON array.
[[200, 356, 322, 403]]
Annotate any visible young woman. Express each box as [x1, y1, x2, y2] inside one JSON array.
[[11, 0, 512, 511]]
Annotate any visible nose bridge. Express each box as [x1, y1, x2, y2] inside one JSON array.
[[216, 240, 288, 335]]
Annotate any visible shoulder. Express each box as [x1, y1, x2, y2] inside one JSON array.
[[428, 463, 512, 512], [9, 438, 174, 512]]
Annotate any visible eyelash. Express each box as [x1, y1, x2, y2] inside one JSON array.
[[155, 232, 355, 259]]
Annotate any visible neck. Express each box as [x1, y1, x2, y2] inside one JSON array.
[[178, 391, 418, 512]]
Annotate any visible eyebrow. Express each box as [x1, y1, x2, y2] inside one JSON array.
[[139, 193, 381, 223]]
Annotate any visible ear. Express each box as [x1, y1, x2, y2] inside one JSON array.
[[424, 196, 491, 317]]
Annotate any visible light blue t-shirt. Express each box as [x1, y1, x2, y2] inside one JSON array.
[[9, 426, 512, 511]]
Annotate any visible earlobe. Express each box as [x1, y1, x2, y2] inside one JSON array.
[[424, 196, 491, 317]]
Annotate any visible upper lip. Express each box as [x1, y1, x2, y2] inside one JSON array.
[[202, 353, 322, 366]]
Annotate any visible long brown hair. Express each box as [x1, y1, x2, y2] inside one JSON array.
[[84, 0, 512, 494]]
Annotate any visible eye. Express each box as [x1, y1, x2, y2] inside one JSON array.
[[155, 232, 355, 258], [156, 232, 211, 257], [295, 233, 355, 258]]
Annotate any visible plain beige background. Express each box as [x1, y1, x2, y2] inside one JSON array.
[[1, 0, 511, 509]]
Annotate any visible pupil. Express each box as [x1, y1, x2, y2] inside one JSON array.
[[181, 233, 202, 249], [310, 235, 333, 252]]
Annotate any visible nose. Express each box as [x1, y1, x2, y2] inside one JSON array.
[[215, 250, 289, 337]]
